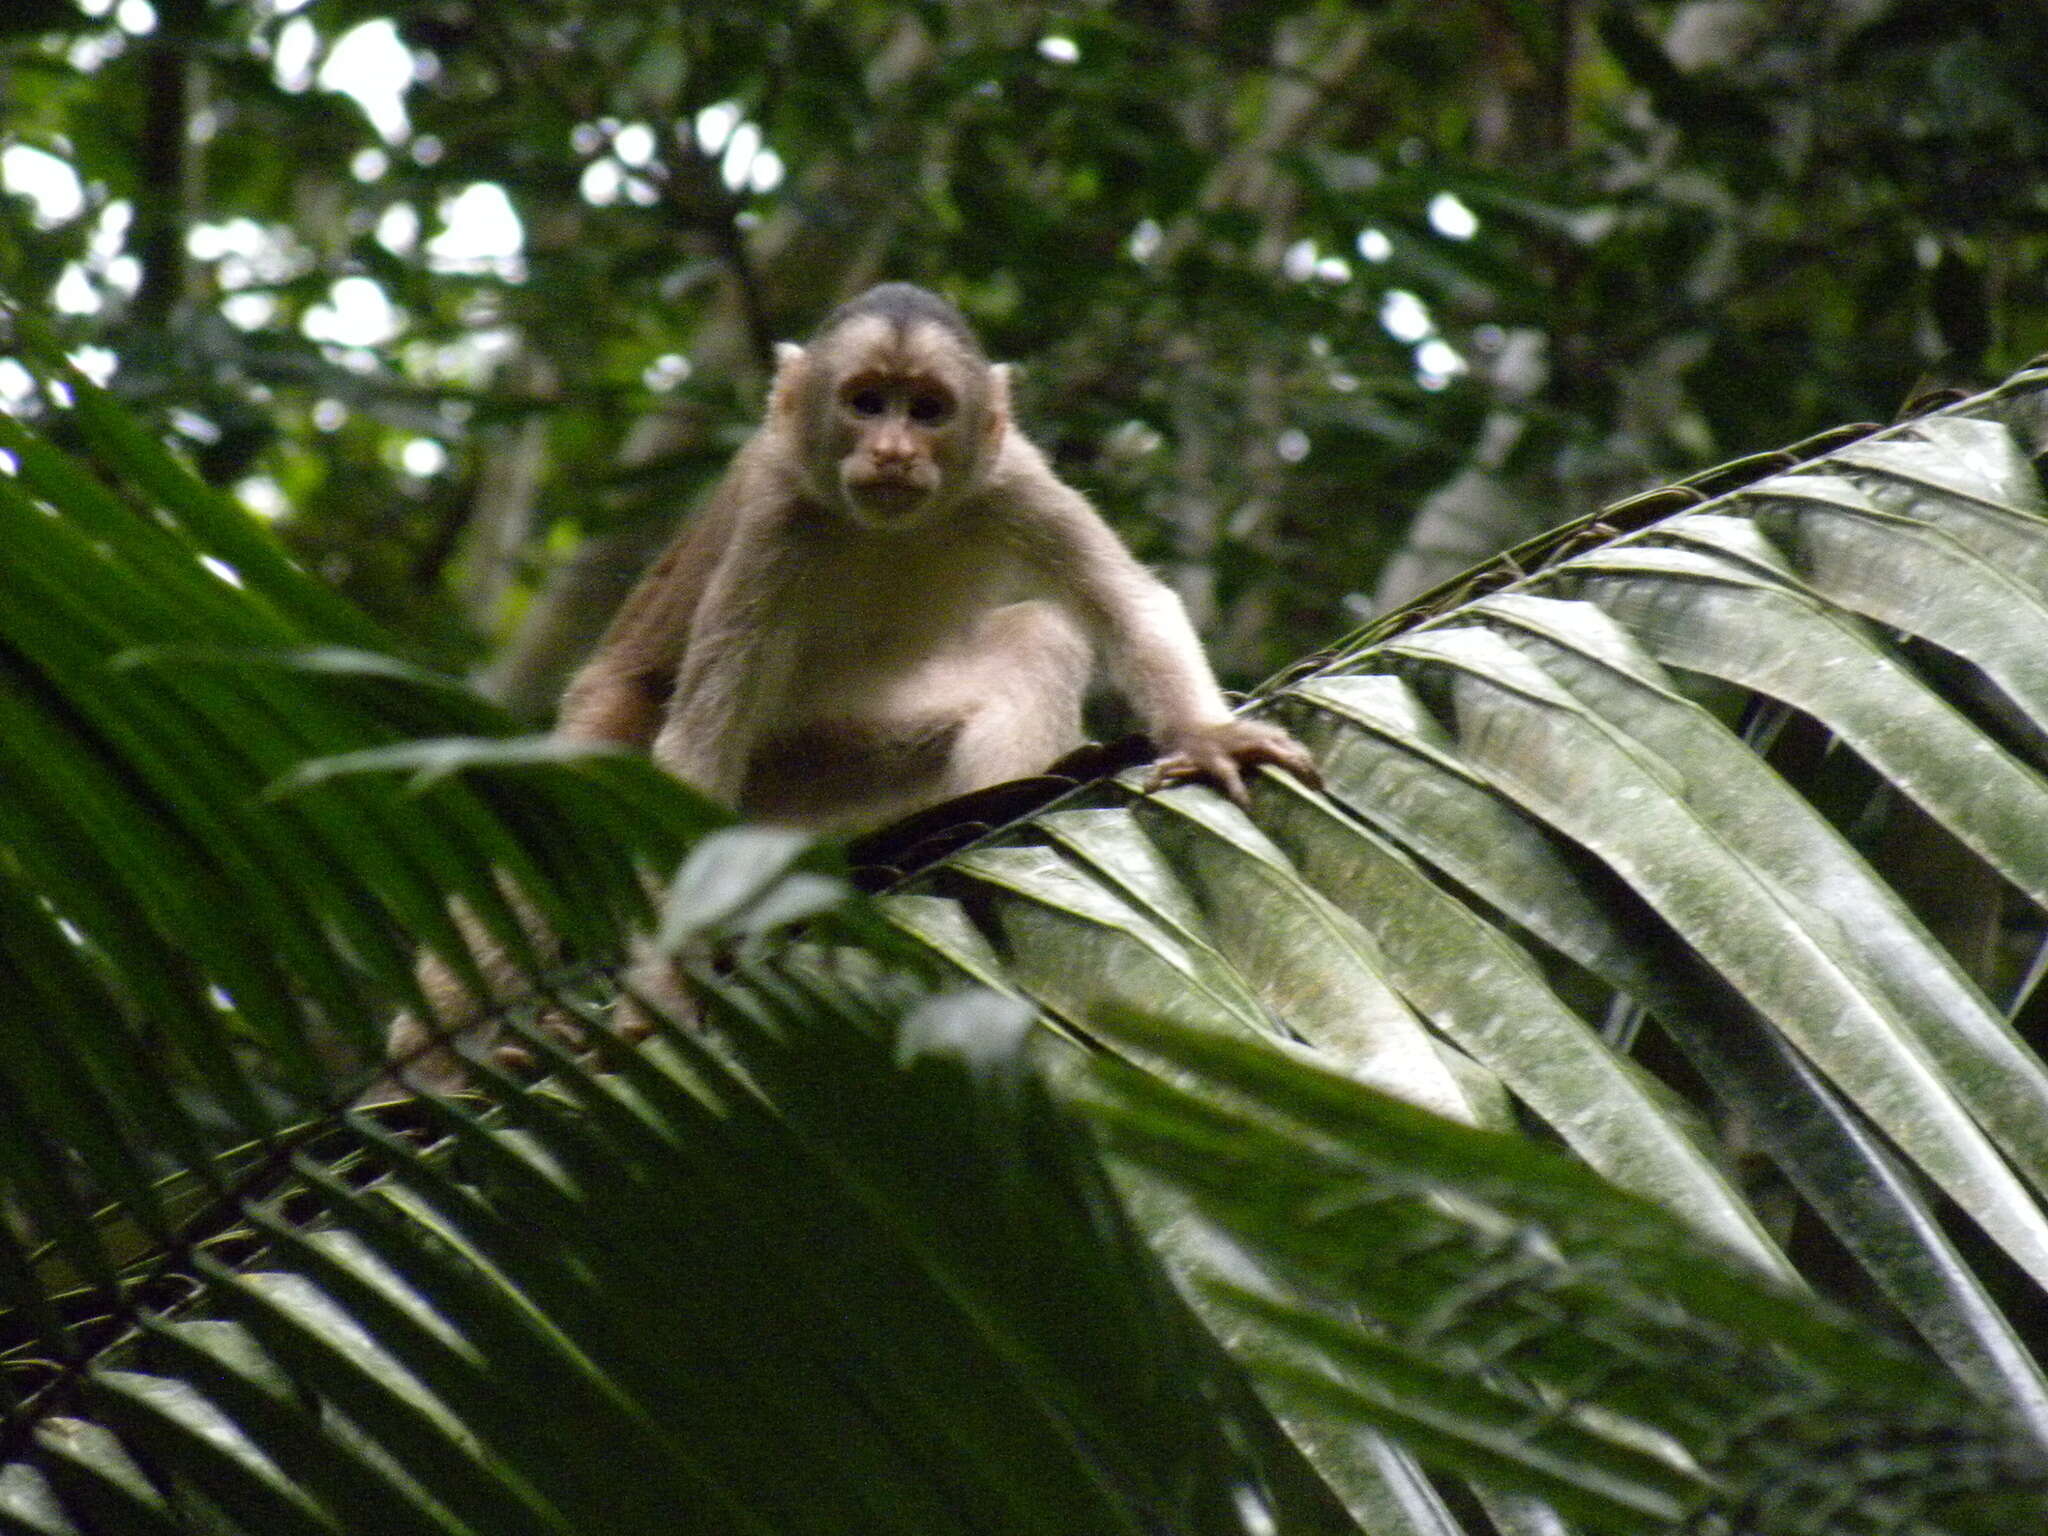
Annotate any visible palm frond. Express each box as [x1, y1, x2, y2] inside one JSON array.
[[6, 334, 2048, 1533], [871, 373, 2048, 1517]]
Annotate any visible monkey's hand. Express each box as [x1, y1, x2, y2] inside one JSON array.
[[1145, 718, 1321, 811]]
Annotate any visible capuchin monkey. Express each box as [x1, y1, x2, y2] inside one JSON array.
[[384, 283, 1315, 1089], [559, 281, 1316, 826]]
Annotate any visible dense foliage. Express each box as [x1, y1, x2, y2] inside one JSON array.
[[6, 0, 2048, 693], [10, 5, 2048, 1532], [7, 326, 2048, 1534]]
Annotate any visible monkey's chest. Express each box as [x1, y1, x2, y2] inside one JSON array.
[[745, 589, 1083, 823], [777, 618, 996, 725], [775, 561, 1047, 719], [745, 608, 980, 825]]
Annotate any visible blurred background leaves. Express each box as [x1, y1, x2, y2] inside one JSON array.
[[7, 0, 2046, 703]]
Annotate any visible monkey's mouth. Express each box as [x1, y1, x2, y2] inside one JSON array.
[[845, 472, 936, 522]]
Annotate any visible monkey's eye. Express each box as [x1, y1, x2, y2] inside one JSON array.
[[907, 393, 953, 425], [847, 388, 888, 418]]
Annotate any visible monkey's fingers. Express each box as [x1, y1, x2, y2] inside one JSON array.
[[1148, 721, 1321, 807], [1243, 734, 1323, 792], [1145, 747, 1252, 810], [1142, 750, 1193, 788], [1205, 752, 1252, 810]]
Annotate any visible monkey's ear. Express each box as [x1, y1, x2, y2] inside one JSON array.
[[986, 362, 1013, 443], [769, 342, 808, 418]]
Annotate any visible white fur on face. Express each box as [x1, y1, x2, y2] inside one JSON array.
[[830, 313, 896, 363], [816, 318, 988, 526]]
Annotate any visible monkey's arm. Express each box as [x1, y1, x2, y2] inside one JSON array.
[[649, 511, 803, 806], [1007, 452, 1319, 808], [555, 480, 745, 746]]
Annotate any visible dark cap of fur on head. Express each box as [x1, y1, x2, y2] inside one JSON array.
[[814, 282, 984, 358]]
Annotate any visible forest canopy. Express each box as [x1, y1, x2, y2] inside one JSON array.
[[6, 0, 2047, 702]]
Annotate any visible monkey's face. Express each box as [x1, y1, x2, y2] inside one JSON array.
[[790, 316, 998, 530], [831, 369, 960, 526]]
